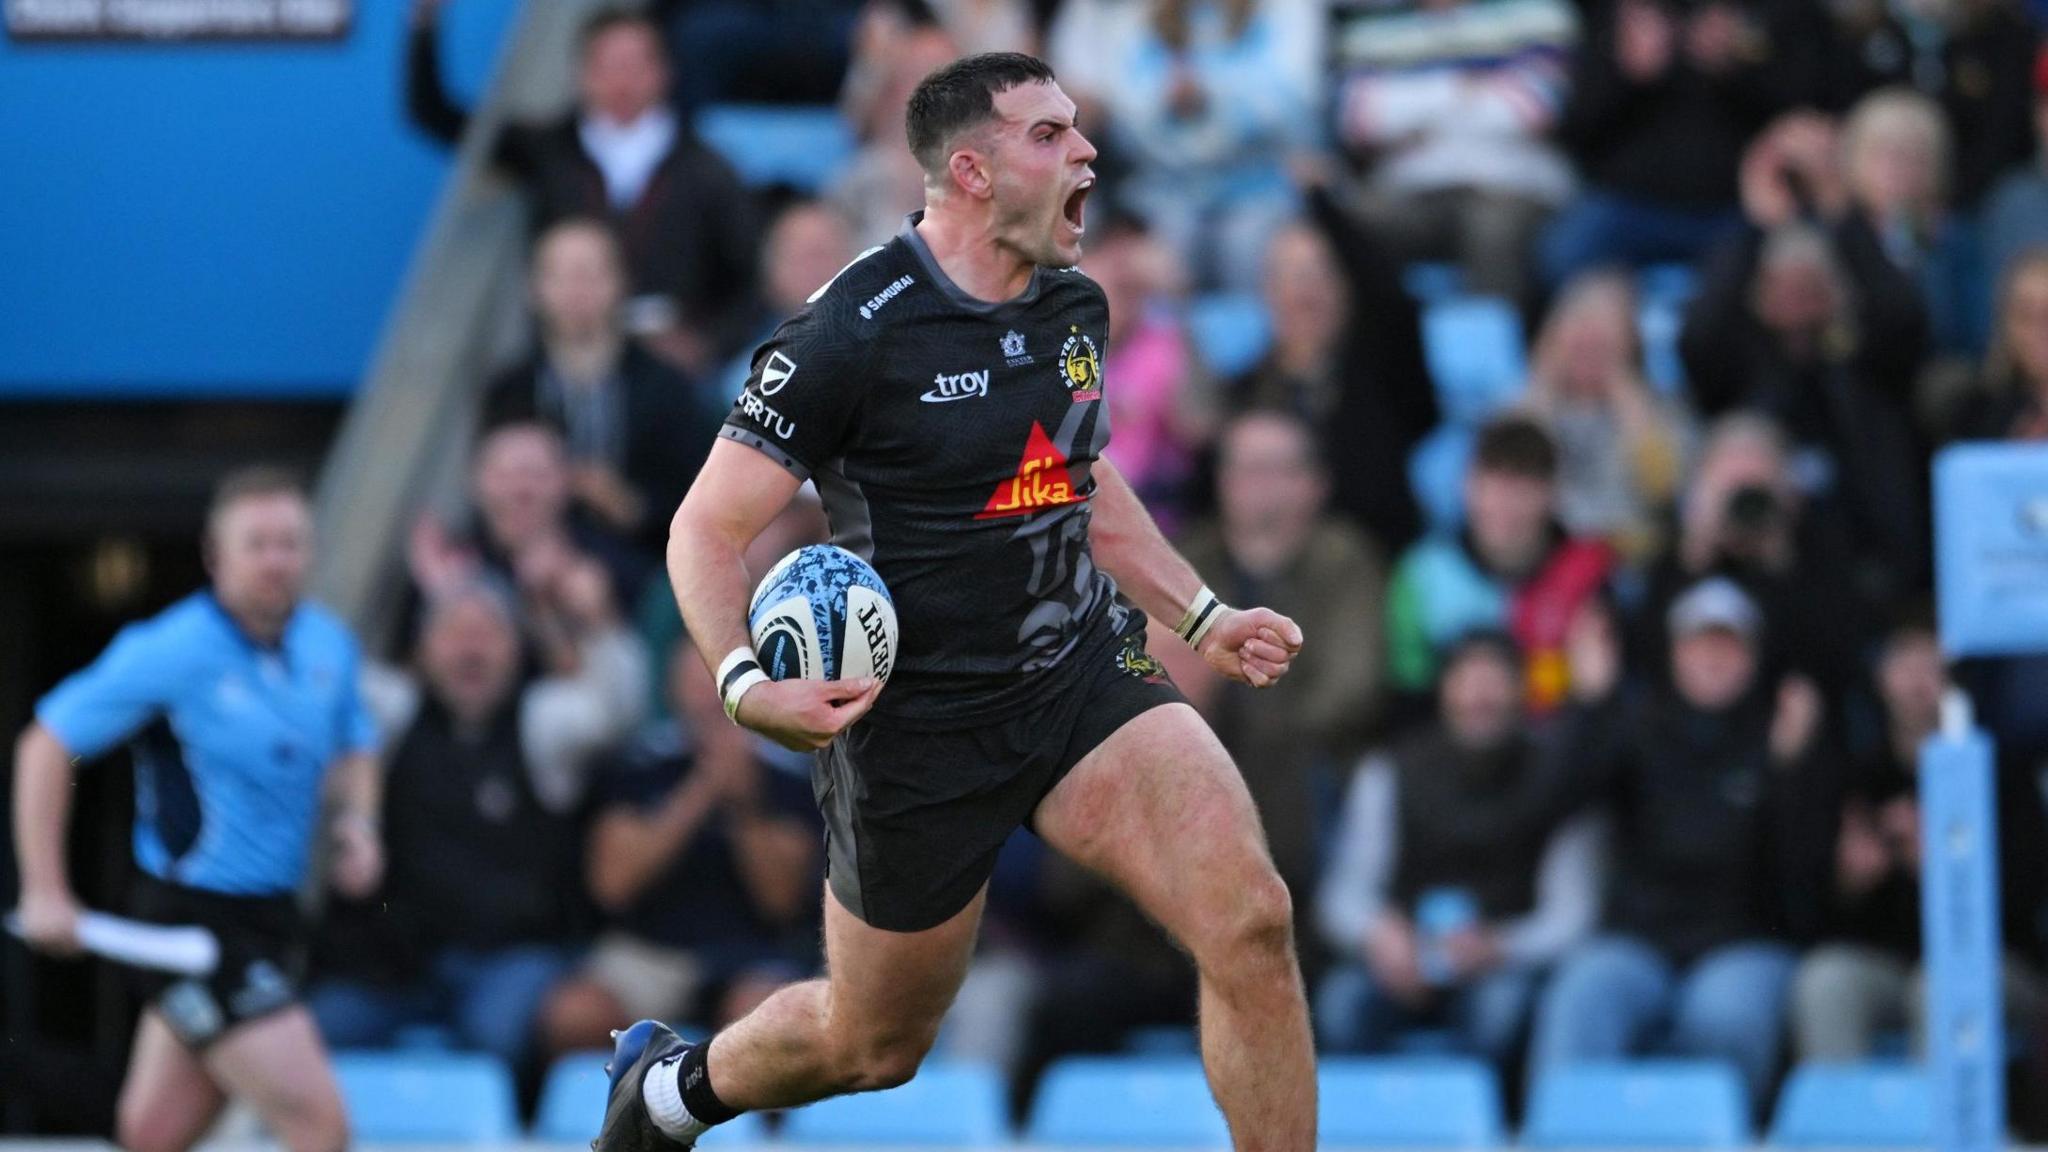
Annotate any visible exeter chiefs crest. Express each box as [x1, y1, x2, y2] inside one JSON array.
[[1059, 326, 1101, 402]]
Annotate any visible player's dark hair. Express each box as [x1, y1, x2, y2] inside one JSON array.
[[905, 52, 1057, 175], [207, 465, 307, 537], [1472, 414, 1558, 481], [578, 5, 661, 54]]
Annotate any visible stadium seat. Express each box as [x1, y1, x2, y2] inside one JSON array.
[[781, 1061, 1008, 1145], [332, 1051, 518, 1143], [1408, 424, 1475, 533], [1125, 1025, 1199, 1056], [1422, 295, 1527, 425], [534, 1051, 767, 1145], [1637, 262, 1700, 307], [1319, 1057, 1506, 1148], [1402, 262, 1467, 305], [1770, 1063, 1934, 1147], [1028, 1056, 1229, 1147], [695, 105, 856, 192], [1522, 1060, 1749, 1148], [1186, 293, 1272, 378]]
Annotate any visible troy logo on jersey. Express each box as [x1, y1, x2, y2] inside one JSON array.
[[976, 421, 1088, 520], [921, 369, 989, 403]]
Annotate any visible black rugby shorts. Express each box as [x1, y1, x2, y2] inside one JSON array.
[[814, 607, 1187, 932]]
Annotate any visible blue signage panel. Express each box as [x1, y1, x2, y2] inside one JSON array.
[[1935, 443, 2048, 658]]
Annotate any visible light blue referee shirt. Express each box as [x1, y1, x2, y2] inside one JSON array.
[[36, 591, 378, 897]]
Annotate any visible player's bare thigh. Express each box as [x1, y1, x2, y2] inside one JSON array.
[[707, 882, 984, 1101], [1032, 702, 1289, 944], [819, 881, 984, 1054], [203, 1006, 347, 1152], [116, 1010, 225, 1152]]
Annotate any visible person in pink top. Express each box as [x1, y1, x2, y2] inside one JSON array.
[[1087, 219, 1209, 533]]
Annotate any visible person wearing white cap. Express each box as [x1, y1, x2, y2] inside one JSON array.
[[1528, 579, 1838, 1112]]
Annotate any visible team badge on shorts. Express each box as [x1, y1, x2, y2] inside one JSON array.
[[1059, 326, 1101, 403], [1114, 632, 1170, 683]]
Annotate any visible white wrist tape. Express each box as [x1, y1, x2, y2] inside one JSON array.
[[717, 647, 768, 723], [1175, 585, 1227, 650]]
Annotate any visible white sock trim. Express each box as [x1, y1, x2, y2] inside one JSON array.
[[642, 1054, 710, 1140]]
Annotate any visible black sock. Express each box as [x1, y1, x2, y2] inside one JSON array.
[[678, 1040, 741, 1125]]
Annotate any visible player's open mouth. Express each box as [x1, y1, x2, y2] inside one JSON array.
[[1063, 179, 1092, 235]]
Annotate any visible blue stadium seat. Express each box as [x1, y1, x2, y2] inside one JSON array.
[[332, 1051, 518, 1143], [1422, 295, 1527, 425], [533, 1051, 766, 1146], [1638, 262, 1700, 307], [1522, 1061, 1749, 1148], [1319, 1057, 1506, 1148], [1028, 1056, 1229, 1147], [1770, 1063, 1934, 1147], [695, 105, 856, 192], [1186, 293, 1272, 378], [1408, 424, 1475, 534], [1403, 262, 1467, 305], [782, 1061, 1008, 1145], [1125, 1025, 1199, 1056]]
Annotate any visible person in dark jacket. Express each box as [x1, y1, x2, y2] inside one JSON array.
[[1529, 577, 1840, 1107], [1224, 174, 1439, 554], [483, 218, 722, 555], [406, 1, 759, 370], [1540, 0, 1832, 285], [1315, 631, 1601, 1062], [1822, 0, 2037, 213], [308, 576, 646, 1070], [537, 634, 821, 1057], [1790, 612, 2048, 1060]]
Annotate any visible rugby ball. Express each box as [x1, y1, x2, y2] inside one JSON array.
[[747, 545, 898, 684]]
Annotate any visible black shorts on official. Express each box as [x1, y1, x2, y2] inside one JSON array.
[[814, 607, 1187, 932], [129, 876, 307, 1049]]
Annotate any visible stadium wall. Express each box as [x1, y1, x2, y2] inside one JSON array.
[[0, 0, 514, 398]]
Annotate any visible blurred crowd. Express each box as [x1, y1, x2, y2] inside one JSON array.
[[318, 0, 2048, 1127]]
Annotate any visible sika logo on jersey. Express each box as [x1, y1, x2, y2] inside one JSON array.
[[859, 275, 915, 320], [1059, 326, 1101, 402], [976, 421, 1088, 519], [921, 369, 990, 403], [758, 351, 797, 395]]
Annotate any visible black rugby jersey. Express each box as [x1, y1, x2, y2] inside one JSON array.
[[722, 212, 1123, 727]]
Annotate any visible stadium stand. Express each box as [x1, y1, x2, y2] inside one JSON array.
[[1315, 1058, 1506, 1149], [331, 1052, 520, 1144], [1522, 1061, 1751, 1149], [1027, 1057, 1229, 1147], [1768, 1063, 1936, 1149], [15, 0, 2048, 1147]]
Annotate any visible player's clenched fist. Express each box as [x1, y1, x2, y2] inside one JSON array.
[[736, 678, 883, 751], [1199, 606, 1304, 688]]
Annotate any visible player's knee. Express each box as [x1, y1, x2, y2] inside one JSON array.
[[836, 1031, 934, 1093], [270, 1085, 349, 1152], [116, 1101, 188, 1152], [1197, 864, 1295, 973]]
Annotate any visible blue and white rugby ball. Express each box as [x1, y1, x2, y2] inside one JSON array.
[[748, 545, 898, 684]]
